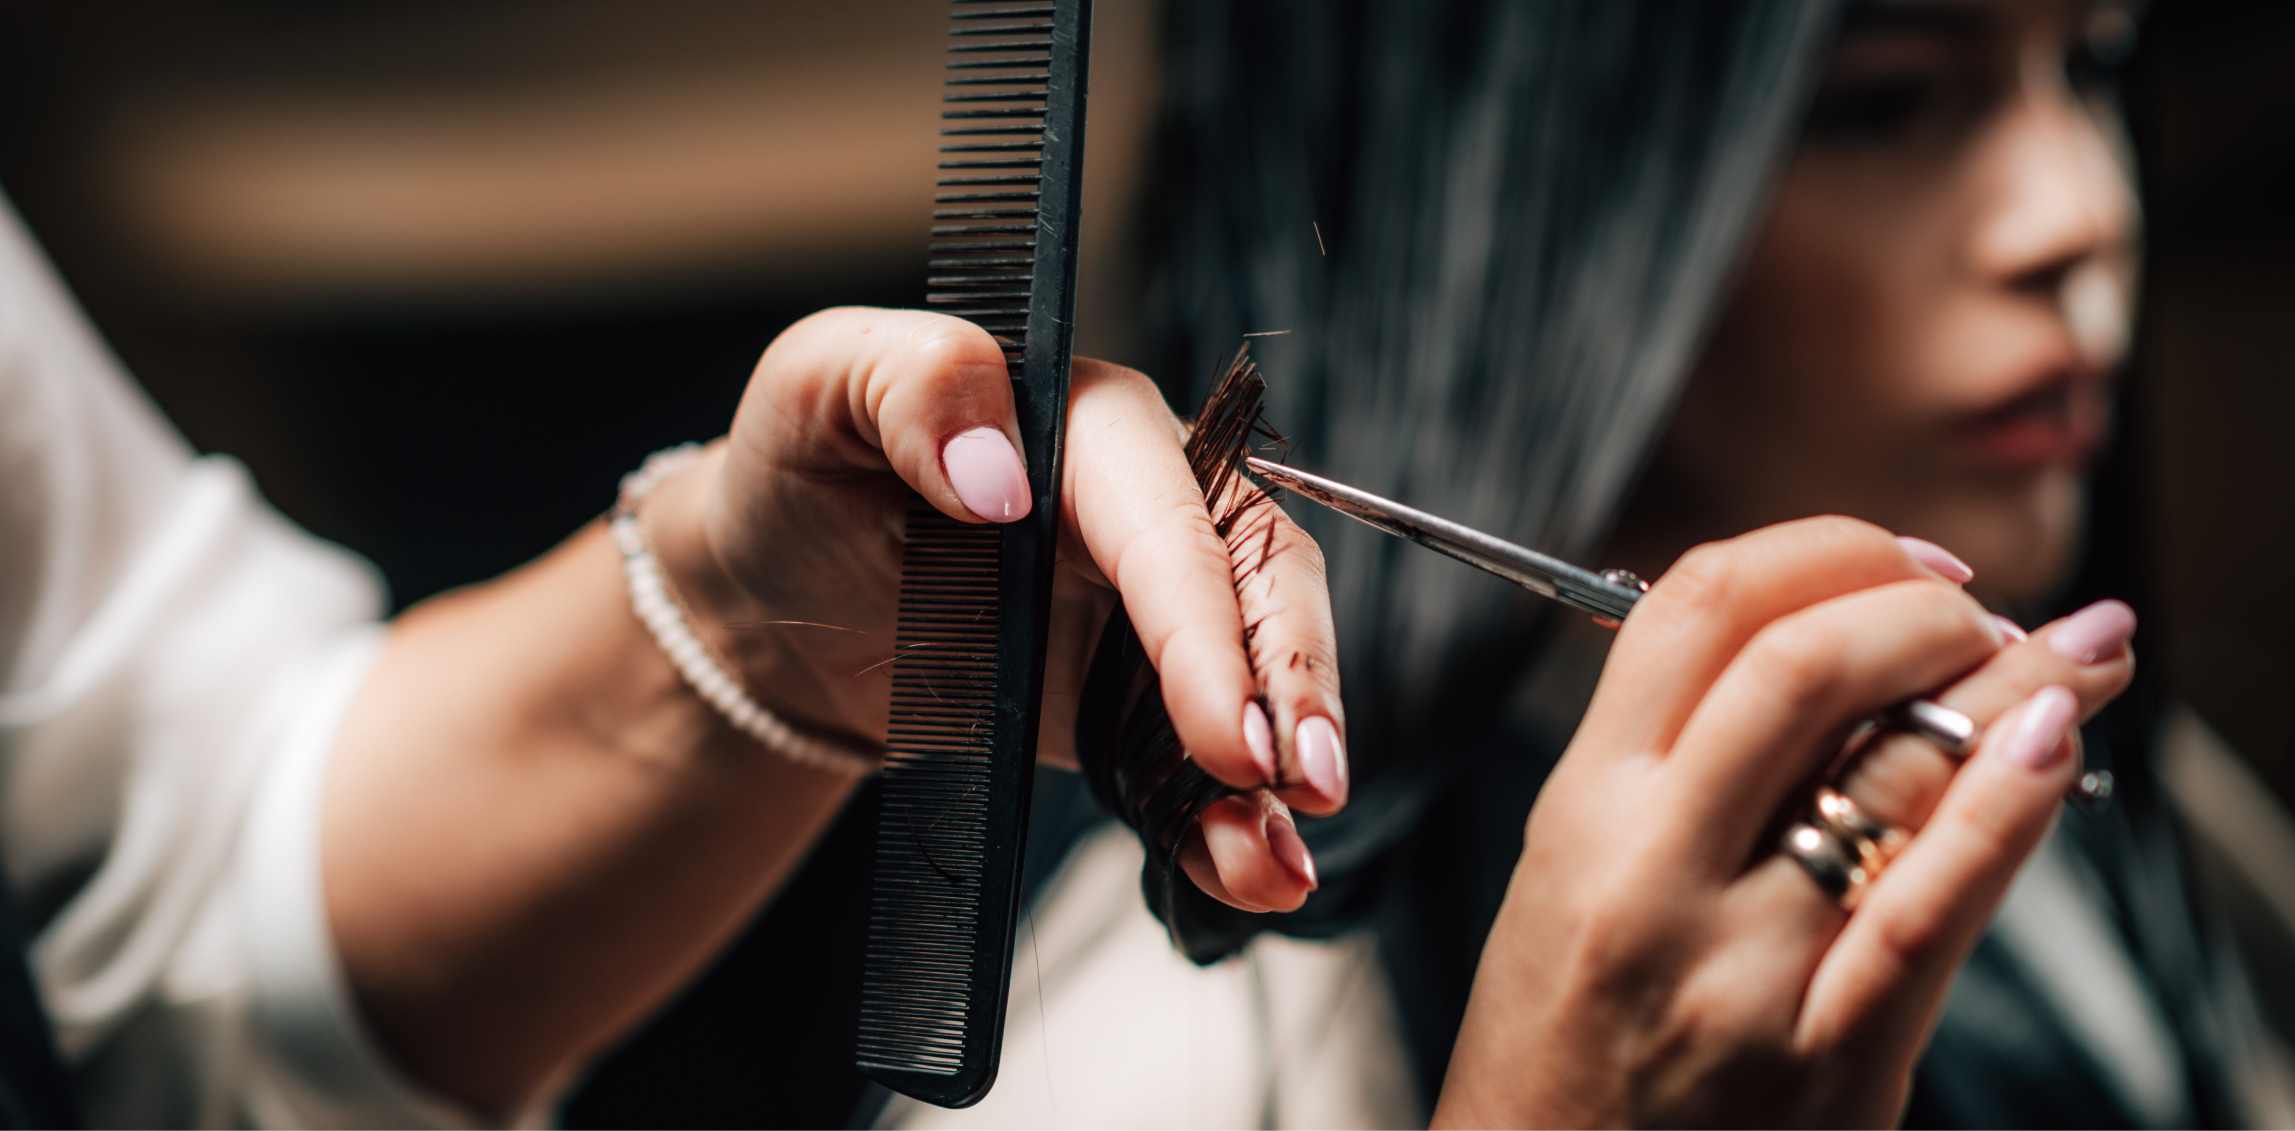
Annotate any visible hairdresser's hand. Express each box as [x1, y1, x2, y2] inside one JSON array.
[[651, 307, 1340, 910], [323, 307, 1334, 1116], [1434, 517, 2135, 1128]]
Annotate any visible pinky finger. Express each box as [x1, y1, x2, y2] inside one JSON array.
[[1177, 792, 1319, 913], [1795, 686, 2079, 1070]]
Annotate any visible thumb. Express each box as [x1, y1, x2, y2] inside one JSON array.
[[731, 306, 1030, 525]]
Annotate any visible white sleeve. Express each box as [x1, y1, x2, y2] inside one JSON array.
[[0, 197, 467, 1128]]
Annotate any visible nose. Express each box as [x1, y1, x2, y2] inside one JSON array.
[[1966, 60, 2135, 303]]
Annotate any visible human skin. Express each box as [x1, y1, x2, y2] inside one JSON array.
[[324, 0, 2139, 1122], [1437, 520, 2133, 1127], [1614, 0, 2135, 613], [320, 309, 1342, 1117], [1438, 0, 2142, 1125]]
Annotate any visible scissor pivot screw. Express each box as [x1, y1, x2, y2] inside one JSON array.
[[1600, 569, 1650, 592]]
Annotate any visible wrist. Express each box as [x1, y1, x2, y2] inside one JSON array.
[[626, 443, 880, 768], [637, 445, 767, 655]]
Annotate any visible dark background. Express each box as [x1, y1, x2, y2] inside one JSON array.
[[0, 0, 2290, 1122], [2124, 1, 2295, 808]]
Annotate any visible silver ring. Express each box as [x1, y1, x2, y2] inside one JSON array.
[[1890, 699, 1978, 757], [1887, 700, 2116, 809]]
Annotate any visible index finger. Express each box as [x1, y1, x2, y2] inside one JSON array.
[[1062, 360, 1344, 793], [1582, 517, 1959, 760]]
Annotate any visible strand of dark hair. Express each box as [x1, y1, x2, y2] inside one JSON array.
[[1075, 344, 1294, 963]]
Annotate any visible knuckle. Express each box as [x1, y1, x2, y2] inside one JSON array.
[[1660, 540, 1749, 608], [1740, 619, 1845, 710], [1862, 910, 1930, 993], [1902, 579, 1995, 642], [1074, 356, 1156, 391], [1267, 637, 1343, 698], [1155, 489, 1224, 536], [1572, 899, 1665, 992], [909, 329, 1000, 382], [1799, 513, 1892, 547], [1941, 803, 2020, 868], [1268, 512, 1327, 573], [1762, 514, 1899, 570], [1069, 358, 1167, 412]]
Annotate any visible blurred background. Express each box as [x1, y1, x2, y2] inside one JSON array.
[[0, 0, 1163, 604], [0, 0, 2290, 1118]]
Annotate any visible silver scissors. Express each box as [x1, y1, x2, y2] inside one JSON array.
[[1244, 456, 2113, 807]]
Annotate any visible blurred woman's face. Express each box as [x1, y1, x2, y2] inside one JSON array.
[[1645, 0, 2136, 610]]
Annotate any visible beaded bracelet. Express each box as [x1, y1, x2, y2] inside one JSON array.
[[609, 444, 881, 775]]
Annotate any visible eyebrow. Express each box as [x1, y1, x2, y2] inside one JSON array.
[[1837, 1, 1996, 40]]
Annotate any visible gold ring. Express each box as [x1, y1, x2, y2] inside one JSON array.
[[1781, 822, 1866, 908], [1814, 787, 1909, 874], [1781, 788, 1909, 911]]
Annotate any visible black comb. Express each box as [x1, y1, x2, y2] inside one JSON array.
[[855, 0, 1092, 1108]]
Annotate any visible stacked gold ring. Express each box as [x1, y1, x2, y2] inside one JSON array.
[[1815, 786, 1910, 869], [1781, 780, 1923, 912], [1781, 702, 1976, 909], [1781, 789, 1907, 911], [1781, 821, 1867, 908]]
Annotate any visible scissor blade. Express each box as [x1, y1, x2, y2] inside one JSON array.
[[1243, 456, 1639, 622], [1241, 456, 2111, 807]]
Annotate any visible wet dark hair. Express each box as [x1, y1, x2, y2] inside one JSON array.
[[1094, 0, 1843, 958]]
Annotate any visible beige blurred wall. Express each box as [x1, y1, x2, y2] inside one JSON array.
[[74, 0, 1158, 345]]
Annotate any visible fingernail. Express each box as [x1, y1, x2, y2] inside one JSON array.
[[1898, 536, 1974, 584], [1243, 701, 1278, 785], [1296, 716, 1348, 807], [1266, 814, 1318, 889], [1993, 615, 2029, 643], [2047, 599, 2136, 664], [942, 426, 1032, 523], [2000, 685, 2078, 770]]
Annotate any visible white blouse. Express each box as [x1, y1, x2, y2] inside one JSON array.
[[0, 199, 453, 1128]]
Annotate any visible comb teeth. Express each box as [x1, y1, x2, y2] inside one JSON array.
[[857, 510, 1002, 1079], [928, 0, 1059, 354], [861, 0, 1089, 1108]]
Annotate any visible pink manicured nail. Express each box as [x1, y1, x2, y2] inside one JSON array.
[[942, 426, 1032, 522], [1898, 536, 1974, 584], [1296, 716, 1348, 806], [2000, 685, 2078, 770], [1266, 814, 1318, 889], [1993, 615, 2029, 643], [1243, 701, 1278, 785], [2047, 599, 2136, 664]]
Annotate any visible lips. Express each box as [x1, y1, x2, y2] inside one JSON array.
[[1955, 372, 2110, 471]]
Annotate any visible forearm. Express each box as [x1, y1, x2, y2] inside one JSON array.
[[321, 456, 865, 1118], [307, 307, 1352, 1120]]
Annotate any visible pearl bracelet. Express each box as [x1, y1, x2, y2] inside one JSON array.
[[610, 444, 881, 776]]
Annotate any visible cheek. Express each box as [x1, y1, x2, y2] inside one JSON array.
[[1739, 187, 1956, 434], [1662, 190, 1947, 523]]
